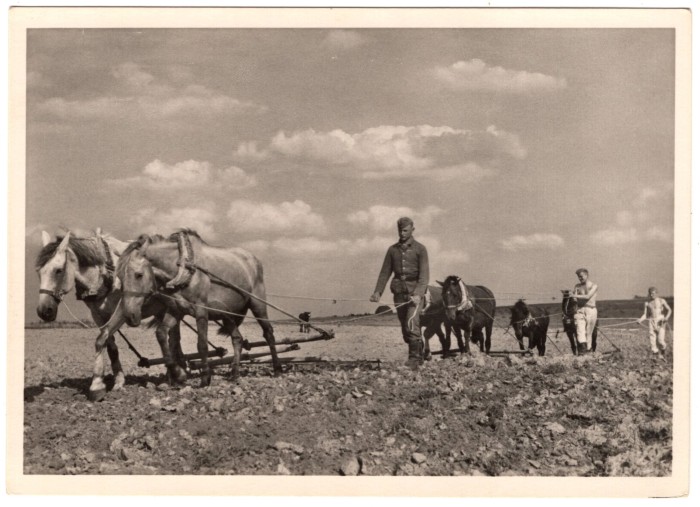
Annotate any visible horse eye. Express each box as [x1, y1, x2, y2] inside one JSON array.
[[135, 272, 143, 279], [55, 268, 63, 274]]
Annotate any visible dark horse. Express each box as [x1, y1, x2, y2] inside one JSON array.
[[438, 276, 496, 354], [510, 299, 550, 356], [298, 312, 311, 333], [420, 285, 454, 360], [561, 290, 597, 355]]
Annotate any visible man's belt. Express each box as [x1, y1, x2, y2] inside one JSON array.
[[397, 275, 418, 282]]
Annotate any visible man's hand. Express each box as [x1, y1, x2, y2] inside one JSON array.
[[410, 295, 422, 306], [369, 292, 381, 303]]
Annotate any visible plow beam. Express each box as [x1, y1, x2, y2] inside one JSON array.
[[487, 349, 533, 355], [138, 347, 227, 368], [249, 357, 382, 369], [188, 344, 300, 370], [243, 330, 335, 350]]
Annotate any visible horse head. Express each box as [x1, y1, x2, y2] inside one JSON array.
[[510, 299, 531, 346], [35, 232, 77, 321], [118, 235, 159, 327], [561, 289, 578, 318], [438, 275, 467, 322]]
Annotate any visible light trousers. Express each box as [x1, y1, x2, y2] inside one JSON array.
[[574, 307, 597, 350], [649, 319, 667, 353]]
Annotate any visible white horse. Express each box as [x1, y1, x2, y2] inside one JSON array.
[[35, 229, 183, 401]]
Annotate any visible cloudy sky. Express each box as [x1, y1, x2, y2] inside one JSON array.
[[24, 28, 675, 321]]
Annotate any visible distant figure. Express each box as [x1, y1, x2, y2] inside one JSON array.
[[298, 311, 311, 333], [370, 216, 429, 369], [637, 287, 672, 356], [570, 268, 598, 355]]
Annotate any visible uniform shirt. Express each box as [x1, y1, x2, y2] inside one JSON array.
[[373, 238, 429, 297], [573, 280, 597, 308]]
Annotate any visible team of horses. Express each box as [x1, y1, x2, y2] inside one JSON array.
[[35, 228, 587, 401]]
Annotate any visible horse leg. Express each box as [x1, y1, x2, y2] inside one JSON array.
[[473, 328, 485, 353], [89, 309, 125, 392], [105, 335, 125, 391], [484, 320, 493, 354], [423, 326, 437, 361], [89, 312, 126, 402], [452, 326, 464, 354], [161, 315, 187, 386], [168, 323, 188, 374], [538, 330, 546, 356], [463, 319, 472, 355], [250, 301, 282, 377], [195, 309, 211, 388], [228, 319, 244, 381], [592, 326, 598, 352]]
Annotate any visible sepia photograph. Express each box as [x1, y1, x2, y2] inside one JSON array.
[[6, 6, 691, 498]]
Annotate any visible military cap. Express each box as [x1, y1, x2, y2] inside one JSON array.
[[397, 217, 414, 227]]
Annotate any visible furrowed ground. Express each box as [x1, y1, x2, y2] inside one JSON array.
[[22, 305, 673, 477]]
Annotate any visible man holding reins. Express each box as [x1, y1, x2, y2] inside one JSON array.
[[370, 217, 429, 369], [571, 268, 598, 354]]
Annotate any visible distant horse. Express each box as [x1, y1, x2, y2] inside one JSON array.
[[298, 312, 311, 333], [509, 299, 550, 356], [117, 229, 282, 387], [561, 290, 597, 355], [35, 229, 184, 401], [438, 276, 496, 354], [420, 285, 454, 360]]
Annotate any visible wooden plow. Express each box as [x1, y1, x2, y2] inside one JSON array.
[[129, 323, 337, 371], [431, 348, 534, 358]]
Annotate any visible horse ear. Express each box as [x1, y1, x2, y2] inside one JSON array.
[[112, 276, 122, 291], [95, 227, 102, 236], [41, 231, 52, 247], [436, 280, 444, 287], [138, 236, 151, 254], [57, 232, 71, 252]]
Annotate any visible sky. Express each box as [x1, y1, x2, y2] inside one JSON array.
[[24, 27, 676, 322]]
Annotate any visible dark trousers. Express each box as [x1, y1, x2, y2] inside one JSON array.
[[395, 294, 423, 355]]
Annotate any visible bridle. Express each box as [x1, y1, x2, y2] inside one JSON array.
[[444, 278, 469, 313], [39, 287, 69, 303]]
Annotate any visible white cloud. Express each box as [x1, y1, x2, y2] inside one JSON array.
[[433, 59, 567, 93], [227, 200, 326, 234], [106, 159, 256, 191], [129, 206, 218, 240], [590, 228, 639, 245], [501, 233, 565, 252], [235, 124, 526, 181], [347, 205, 443, 232], [591, 185, 673, 246], [644, 226, 673, 243], [36, 62, 265, 121], [323, 30, 369, 50], [420, 236, 470, 266]]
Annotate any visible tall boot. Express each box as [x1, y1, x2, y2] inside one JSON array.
[[406, 339, 424, 369]]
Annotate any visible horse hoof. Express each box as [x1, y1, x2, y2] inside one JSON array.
[[88, 388, 106, 402]]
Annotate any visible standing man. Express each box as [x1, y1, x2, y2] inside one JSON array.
[[637, 287, 672, 356], [370, 217, 429, 369], [571, 268, 598, 354]]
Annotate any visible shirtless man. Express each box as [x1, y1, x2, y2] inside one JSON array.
[[571, 268, 598, 354], [637, 287, 672, 356]]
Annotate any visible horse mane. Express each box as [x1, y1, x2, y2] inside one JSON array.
[[512, 299, 529, 316], [35, 236, 104, 269], [169, 228, 207, 245], [443, 275, 461, 286], [116, 235, 152, 278]]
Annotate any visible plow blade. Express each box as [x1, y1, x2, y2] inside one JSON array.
[[487, 349, 533, 355], [243, 330, 335, 350], [138, 347, 227, 368], [188, 344, 300, 370]]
